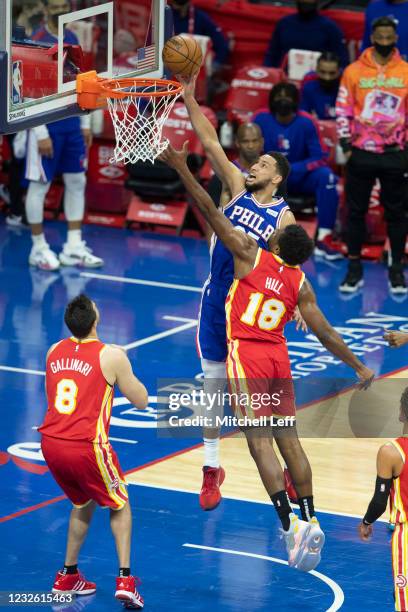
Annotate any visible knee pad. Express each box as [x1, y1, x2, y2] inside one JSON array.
[[63, 172, 86, 221], [200, 359, 226, 421], [25, 180, 51, 224], [201, 358, 226, 380]]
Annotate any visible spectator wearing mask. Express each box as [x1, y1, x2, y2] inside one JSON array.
[[336, 16, 408, 295], [254, 83, 341, 260], [264, 0, 348, 69], [362, 0, 408, 61], [207, 122, 264, 207], [300, 52, 341, 120], [170, 0, 229, 69]]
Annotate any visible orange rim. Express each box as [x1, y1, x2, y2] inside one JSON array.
[[100, 77, 182, 99]]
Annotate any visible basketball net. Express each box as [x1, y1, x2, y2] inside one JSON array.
[[76, 73, 182, 164]]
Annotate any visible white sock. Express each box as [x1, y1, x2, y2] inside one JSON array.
[[203, 437, 220, 468], [67, 229, 82, 247], [317, 228, 331, 241], [32, 233, 47, 249]]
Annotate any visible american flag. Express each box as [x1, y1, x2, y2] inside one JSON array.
[[137, 45, 156, 70]]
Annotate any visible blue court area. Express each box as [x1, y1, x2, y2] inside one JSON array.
[[0, 485, 394, 611], [1, 220, 407, 610]]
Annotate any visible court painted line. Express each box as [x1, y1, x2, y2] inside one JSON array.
[[109, 437, 138, 444], [0, 365, 44, 376], [128, 481, 387, 522], [80, 272, 203, 293], [0, 316, 198, 373], [183, 543, 344, 612], [123, 317, 197, 350]]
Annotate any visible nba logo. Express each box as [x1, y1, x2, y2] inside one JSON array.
[[12, 61, 23, 105]]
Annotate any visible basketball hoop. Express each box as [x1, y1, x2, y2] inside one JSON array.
[[77, 71, 182, 164]]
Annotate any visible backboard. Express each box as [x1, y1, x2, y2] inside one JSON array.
[[0, 0, 172, 134]]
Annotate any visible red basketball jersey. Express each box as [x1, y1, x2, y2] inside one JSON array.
[[390, 438, 408, 524], [40, 338, 114, 444], [225, 249, 305, 344]]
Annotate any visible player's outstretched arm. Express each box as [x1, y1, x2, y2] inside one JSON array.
[[358, 443, 401, 541], [179, 74, 244, 197], [297, 279, 375, 389], [101, 346, 148, 408], [159, 142, 257, 264]]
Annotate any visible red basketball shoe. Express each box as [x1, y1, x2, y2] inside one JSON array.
[[284, 467, 298, 504], [52, 570, 96, 595], [199, 466, 225, 510], [115, 576, 144, 609]]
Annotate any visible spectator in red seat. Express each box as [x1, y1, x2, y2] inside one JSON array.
[[300, 52, 341, 120], [264, 0, 348, 69], [170, 0, 229, 69], [254, 82, 341, 260]]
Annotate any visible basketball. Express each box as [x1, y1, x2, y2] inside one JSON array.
[[162, 34, 203, 78]]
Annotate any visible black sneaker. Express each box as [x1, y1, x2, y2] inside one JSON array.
[[339, 260, 364, 293], [389, 264, 407, 295]]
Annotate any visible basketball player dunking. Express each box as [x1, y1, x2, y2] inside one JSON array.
[[179, 73, 303, 512], [40, 295, 147, 608], [160, 142, 374, 570], [359, 389, 408, 611]]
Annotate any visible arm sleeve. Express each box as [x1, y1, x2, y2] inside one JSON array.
[[263, 20, 282, 67], [363, 476, 393, 524], [335, 67, 354, 153], [290, 118, 325, 174], [197, 10, 229, 65], [33, 124, 50, 140], [80, 114, 91, 129]]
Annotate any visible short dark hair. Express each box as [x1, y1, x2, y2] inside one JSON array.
[[269, 82, 300, 109], [372, 16, 397, 32], [401, 388, 408, 421], [265, 151, 291, 185], [64, 294, 97, 339], [278, 224, 314, 266], [318, 51, 341, 67]]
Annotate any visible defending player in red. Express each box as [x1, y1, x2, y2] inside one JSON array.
[[359, 388, 408, 611], [39, 295, 148, 609], [160, 142, 375, 572]]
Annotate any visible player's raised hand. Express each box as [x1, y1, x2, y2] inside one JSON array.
[[356, 366, 375, 390], [384, 330, 408, 348], [177, 73, 198, 100], [292, 306, 308, 332], [358, 521, 373, 542], [158, 141, 189, 169]]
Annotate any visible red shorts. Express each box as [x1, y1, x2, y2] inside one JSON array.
[[227, 339, 295, 420], [41, 436, 128, 510]]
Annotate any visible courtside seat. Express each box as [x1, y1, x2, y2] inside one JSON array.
[[317, 119, 339, 170], [225, 66, 284, 124]]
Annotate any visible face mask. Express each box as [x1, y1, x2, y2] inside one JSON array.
[[271, 99, 297, 117], [318, 78, 339, 92], [28, 12, 44, 29], [374, 42, 396, 58], [296, 1, 318, 18]]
